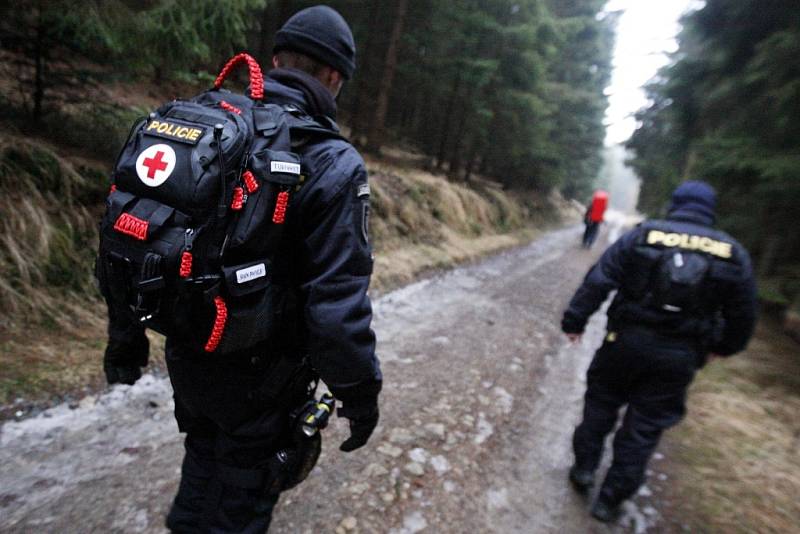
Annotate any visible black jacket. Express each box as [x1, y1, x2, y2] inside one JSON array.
[[105, 69, 381, 411], [561, 209, 757, 356]]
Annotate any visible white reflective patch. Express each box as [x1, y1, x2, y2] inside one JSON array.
[[674, 252, 684, 268], [236, 263, 266, 284], [135, 144, 176, 187], [270, 161, 301, 175], [357, 183, 370, 197]]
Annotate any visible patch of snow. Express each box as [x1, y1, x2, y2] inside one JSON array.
[[1, 375, 174, 447], [487, 488, 510, 510], [389, 511, 428, 534], [408, 448, 429, 464], [493, 387, 514, 414], [621, 501, 651, 534], [473, 413, 494, 445], [430, 455, 451, 475]]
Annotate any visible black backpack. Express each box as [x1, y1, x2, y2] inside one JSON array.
[[647, 248, 711, 314], [96, 53, 338, 354]]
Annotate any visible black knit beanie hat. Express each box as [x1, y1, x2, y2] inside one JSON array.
[[273, 5, 356, 79]]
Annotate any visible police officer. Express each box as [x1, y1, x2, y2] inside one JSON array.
[[561, 181, 757, 522], [102, 6, 382, 532]]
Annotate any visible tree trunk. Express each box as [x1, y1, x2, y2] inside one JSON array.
[[348, 0, 383, 146], [364, 0, 409, 154], [400, 87, 418, 130], [757, 234, 780, 277], [448, 102, 471, 179], [435, 73, 462, 171], [257, 5, 273, 60], [259, 0, 293, 60], [464, 145, 481, 183]]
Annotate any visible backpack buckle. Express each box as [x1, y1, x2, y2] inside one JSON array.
[[138, 276, 165, 292]]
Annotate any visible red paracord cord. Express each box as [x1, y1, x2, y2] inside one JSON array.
[[219, 100, 242, 115], [272, 191, 289, 224], [231, 187, 244, 210], [179, 251, 193, 278], [204, 296, 228, 352], [113, 213, 149, 240], [214, 53, 264, 101], [242, 170, 259, 193]]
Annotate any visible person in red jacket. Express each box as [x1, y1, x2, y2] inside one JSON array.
[[582, 190, 608, 248]]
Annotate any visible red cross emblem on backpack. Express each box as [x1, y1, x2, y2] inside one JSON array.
[[135, 144, 176, 187]]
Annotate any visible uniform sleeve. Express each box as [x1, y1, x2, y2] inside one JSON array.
[[298, 164, 382, 408], [712, 250, 758, 355], [561, 228, 639, 334], [104, 302, 149, 368]]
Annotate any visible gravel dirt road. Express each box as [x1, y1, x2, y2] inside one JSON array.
[[1, 221, 669, 533]]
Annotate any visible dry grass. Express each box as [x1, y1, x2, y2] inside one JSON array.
[[662, 318, 800, 533], [0, 133, 111, 405], [364, 153, 572, 291], [0, 135, 106, 332]]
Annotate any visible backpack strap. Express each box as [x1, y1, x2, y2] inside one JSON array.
[[281, 105, 347, 143]]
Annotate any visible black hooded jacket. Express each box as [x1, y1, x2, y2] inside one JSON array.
[[105, 69, 381, 414], [561, 207, 757, 356]]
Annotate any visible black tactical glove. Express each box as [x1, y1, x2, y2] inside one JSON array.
[[104, 362, 143, 385], [103, 331, 149, 386], [338, 401, 379, 452]]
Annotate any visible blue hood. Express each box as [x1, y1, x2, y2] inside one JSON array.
[[668, 180, 717, 225]]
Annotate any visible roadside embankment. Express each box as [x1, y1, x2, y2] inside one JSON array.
[[0, 132, 580, 413], [657, 316, 800, 533]]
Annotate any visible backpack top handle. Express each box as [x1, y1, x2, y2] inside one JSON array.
[[214, 53, 264, 101]]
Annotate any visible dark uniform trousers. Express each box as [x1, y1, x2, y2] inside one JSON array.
[[163, 339, 304, 533], [572, 327, 697, 504], [582, 222, 600, 248]]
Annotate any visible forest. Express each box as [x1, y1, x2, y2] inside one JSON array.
[[0, 0, 613, 194], [0, 0, 613, 337], [627, 0, 800, 308]]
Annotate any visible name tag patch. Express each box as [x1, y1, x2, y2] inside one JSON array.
[[236, 263, 266, 284], [144, 120, 206, 145], [271, 161, 301, 175]]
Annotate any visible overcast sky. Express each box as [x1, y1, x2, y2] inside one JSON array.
[[603, 0, 703, 145]]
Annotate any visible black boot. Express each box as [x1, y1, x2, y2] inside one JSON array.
[[568, 465, 594, 494], [590, 498, 621, 523]]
